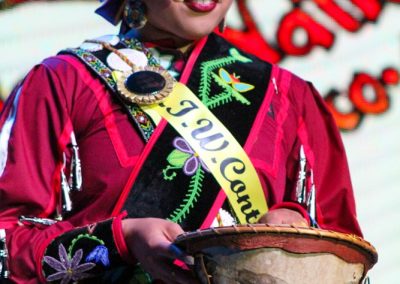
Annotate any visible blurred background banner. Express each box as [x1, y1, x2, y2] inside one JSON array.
[[0, 0, 399, 282]]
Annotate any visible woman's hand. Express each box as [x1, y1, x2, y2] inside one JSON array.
[[258, 208, 309, 226], [122, 218, 198, 284]]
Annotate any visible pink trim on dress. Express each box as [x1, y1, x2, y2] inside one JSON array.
[[244, 65, 279, 153], [272, 68, 292, 177], [297, 116, 316, 168], [58, 55, 138, 168], [111, 37, 207, 216], [244, 65, 281, 178], [112, 211, 135, 264], [41, 118, 73, 218], [111, 120, 168, 216], [199, 190, 227, 229], [180, 36, 208, 84]]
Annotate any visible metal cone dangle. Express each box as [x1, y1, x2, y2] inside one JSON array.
[[117, 65, 175, 105]]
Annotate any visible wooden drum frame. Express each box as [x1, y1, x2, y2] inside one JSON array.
[[175, 224, 378, 284]]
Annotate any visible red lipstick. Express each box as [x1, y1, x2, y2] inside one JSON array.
[[184, 0, 218, 13]]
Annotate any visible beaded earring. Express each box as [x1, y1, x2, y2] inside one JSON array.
[[123, 0, 147, 29]]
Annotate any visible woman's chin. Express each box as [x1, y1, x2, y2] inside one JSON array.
[[175, 26, 217, 41], [140, 24, 215, 47]]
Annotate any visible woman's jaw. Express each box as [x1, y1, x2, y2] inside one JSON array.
[[136, 0, 232, 48]]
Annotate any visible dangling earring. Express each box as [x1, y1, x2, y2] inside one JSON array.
[[218, 17, 226, 33], [124, 0, 147, 29]]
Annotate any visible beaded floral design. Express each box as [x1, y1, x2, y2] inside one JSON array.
[[163, 137, 208, 223], [85, 245, 110, 267], [68, 234, 110, 268], [43, 244, 95, 284], [162, 49, 255, 224], [198, 48, 254, 109], [163, 137, 210, 178]]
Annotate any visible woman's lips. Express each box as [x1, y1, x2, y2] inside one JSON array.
[[183, 0, 219, 13]]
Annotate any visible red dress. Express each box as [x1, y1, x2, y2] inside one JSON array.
[[0, 33, 362, 283]]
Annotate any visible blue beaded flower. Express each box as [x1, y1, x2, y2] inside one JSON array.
[[85, 245, 110, 267]]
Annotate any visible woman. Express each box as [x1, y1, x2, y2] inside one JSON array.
[[0, 0, 362, 283]]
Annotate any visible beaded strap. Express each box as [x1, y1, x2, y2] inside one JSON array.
[[62, 44, 156, 142]]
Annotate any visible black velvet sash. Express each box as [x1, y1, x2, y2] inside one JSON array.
[[120, 34, 272, 230], [63, 33, 272, 230]]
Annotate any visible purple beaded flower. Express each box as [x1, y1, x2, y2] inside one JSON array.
[[172, 137, 210, 175], [43, 244, 95, 284]]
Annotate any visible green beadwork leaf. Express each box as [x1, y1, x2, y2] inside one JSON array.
[[199, 57, 236, 103], [206, 92, 233, 109], [231, 89, 251, 105], [168, 168, 204, 223], [68, 234, 104, 258], [229, 48, 252, 63], [166, 150, 191, 168]]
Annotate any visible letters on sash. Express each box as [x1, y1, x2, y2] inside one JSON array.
[[143, 83, 268, 224]]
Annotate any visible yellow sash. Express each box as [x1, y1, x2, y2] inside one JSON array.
[[142, 82, 268, 224]]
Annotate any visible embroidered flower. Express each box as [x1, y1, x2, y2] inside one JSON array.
[[86, 245, 110, 267], [43, 243, 95, 284], [173, 137, 210, 176]]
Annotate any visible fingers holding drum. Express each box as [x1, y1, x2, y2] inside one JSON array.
[[258, 208, 308, 226], [149, 257, 199, 284]]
